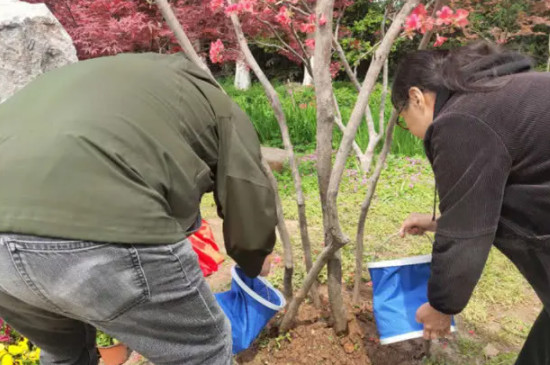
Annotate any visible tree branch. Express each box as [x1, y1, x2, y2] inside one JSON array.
[[262, 158, 294, 300], [418, 0, 444, 49], [290, 22, 313, 76], [154, 0, 219, 85], [229, 4, 320, 307], [258, 18, 311, 67], [353, 6, 439, 304], [327, 0, 420, 249]]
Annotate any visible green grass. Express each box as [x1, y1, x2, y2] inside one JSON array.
[[222, 79, 425, 155]]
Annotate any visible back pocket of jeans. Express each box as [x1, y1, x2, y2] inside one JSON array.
[[9, 240, 150, 322]]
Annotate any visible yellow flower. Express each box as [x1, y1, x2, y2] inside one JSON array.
[[0, 353, 14, 365], [6, 345, 23, 356], [27, 349, 40, 361]]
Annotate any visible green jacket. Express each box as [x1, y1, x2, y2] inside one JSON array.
[[0, 53, 277, 277]]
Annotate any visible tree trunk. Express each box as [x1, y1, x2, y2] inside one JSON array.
[[353, 8, 439, 304], [280, 0, 420, 332], [547, 33, 550, 72], [302, 57, 314, 86], [228, 7, 320, 306], [312, 0, 349, 335], [234, 59, 251, 90]]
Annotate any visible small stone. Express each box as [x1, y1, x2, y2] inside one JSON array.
[[483, 343, 500, 358], [343, 342, 355, 354], [261, 147, 289, 172]]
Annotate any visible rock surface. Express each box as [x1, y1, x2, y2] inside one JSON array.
[[0, 0, 77, 103], [261, 146, 289, 172]]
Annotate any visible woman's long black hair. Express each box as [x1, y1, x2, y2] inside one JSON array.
[[391, 41, 533, 111]]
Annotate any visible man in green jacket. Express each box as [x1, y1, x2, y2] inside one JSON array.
[[0, 53, 277, 365]]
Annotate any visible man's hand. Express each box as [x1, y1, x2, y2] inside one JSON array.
[[399, 213, 437, 238], [259, 255, 272, 277], [416, 302, 452, 340]]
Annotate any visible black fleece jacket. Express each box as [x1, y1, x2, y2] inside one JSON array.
[[424, 62, 550, 314]]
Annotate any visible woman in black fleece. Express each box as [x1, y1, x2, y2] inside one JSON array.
[[394, 41, 550, 364]]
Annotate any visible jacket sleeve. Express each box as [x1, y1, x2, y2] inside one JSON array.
[[214, 102, 278, 278], [427, 112, 511, 314]]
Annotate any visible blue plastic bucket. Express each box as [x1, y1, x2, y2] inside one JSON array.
[[215, 266, 286, 354], [367, 254, 456, 345]]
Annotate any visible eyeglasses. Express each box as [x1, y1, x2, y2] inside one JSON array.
[[396, 107, 409, 130]]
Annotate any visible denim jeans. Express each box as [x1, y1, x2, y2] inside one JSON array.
[[0, 235, 232, 365]]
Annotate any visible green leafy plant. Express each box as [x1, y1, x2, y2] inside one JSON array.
[[96, 331, 119, 348]]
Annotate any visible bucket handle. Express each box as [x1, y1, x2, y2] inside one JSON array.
[[366, 232, 434, 261]]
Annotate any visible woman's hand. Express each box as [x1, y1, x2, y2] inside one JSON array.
[[399, 213, 437, 237], [416, 302, 452, 340]]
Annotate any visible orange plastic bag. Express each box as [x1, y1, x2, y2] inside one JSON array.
[[189, 220, 225, 277]]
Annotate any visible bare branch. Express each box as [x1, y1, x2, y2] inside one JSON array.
[[290, 22, 313, 76], [419, 0, 444, 49], [353, 110, 398, 301], [288, 4, 310, 16], [327, 0, 420, 247], [280, 239, 341, 332], [257, 18, 311, 67], [333, 95, 368, 171], [333, 36, 361, 91], [254, 40, 290, 53], [262, 158, 294, 300], [353, 4, 439, 304], [299, 0, 314, 14], [229, 5, 319, 306], [154, 0, 220, 85]]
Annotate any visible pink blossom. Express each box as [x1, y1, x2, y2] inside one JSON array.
[[299, 22, 316, 33], [319, 13, 327, 26], [420, 16, 435, 34], [307, 14, 316, 23], [305, 38, 315, 50], [405, 13, 421, 32], [433, 34, 448, 47], [412, 3, 428, 18], [209, 0, 225, 12], [240, 0, 256, 13], [224, 3, 241, 15], [436, 6, 454, 25], [275, 6, 292, 26], [454, 8, 470, 27], [330, 62, 341, 78], [209, 39, 224, 63]]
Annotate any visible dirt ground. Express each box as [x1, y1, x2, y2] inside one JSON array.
[[235, 285, 441, 365], [109, 217, 534, 365]]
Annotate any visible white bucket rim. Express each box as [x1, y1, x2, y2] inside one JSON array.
[[231, 266, 286, 311], [367, 254, 432, 269]]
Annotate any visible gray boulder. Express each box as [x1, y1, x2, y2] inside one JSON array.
[[0, 0, 77, 103]]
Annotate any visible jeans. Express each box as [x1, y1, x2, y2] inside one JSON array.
[[0, 235, 232, 365]]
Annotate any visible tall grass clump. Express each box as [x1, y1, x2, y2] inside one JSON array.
[[222, 79, 424, 156]]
